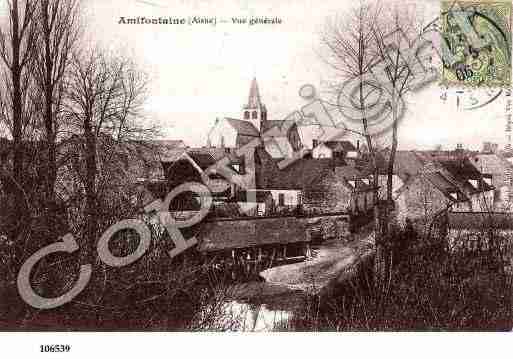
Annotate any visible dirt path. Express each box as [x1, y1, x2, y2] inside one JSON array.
[[260, 232, 374, 293]]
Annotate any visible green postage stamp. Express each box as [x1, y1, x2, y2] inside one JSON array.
[[441, 1, 512, 87]]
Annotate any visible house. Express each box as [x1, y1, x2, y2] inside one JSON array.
[[311, 140, 359, 161], [471, 153, 513, 210], [302, 164, 375, 214], [390, 151, 494, 212], [161, 147, 247, 190], [159, 149, 203, 187], [235, 147, 311, 216], [196, 216, 312, 267], [234, 190, 274, 216], [388, 151, 495, 232], [395, 170, 469, 227], [436, 158, 494, 212], [249, 147, 375, 216]]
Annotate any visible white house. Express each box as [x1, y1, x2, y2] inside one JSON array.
[[311, 140, 359, 159]]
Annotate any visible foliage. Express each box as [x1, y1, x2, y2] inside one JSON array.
[[289, 221, 513, 331]]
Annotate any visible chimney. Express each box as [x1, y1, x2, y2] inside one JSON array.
[[357, 140, 360, 150], [313, 139, 319, 148]]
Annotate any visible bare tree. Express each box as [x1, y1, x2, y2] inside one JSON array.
[[321, 1, 430, 293], [32, 0, 81, 236], [321, 3, 382, 196], [64, 49, 150, 263], [371, 4, 427, 203], [0, 0, 38, 250]]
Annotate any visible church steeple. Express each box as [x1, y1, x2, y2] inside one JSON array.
[[242, 77, 267, 133], [247, 77, 262, 108]]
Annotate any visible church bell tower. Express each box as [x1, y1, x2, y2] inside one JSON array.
[[242, 77, 267, 133]]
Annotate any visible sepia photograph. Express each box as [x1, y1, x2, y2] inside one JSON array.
[[0, 0, 512, 356]]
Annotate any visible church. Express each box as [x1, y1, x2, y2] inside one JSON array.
[[207, 78, 302, 158]]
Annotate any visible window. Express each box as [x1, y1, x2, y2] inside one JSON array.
[[244, 111, 250, 119], [252, 111, 258, 119], [278, 193, 285, 206]]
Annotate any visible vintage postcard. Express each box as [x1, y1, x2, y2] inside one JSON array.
[[0, 0, 512, 356]]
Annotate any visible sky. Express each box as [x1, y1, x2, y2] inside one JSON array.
[[24, 0, 513, 151]]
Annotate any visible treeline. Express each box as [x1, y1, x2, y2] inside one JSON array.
[[0, 0, 160, 322]]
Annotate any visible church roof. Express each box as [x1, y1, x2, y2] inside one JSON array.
[[261, 120, 286, 133], [243, 77, 266, 111], [225, 118, 260, 137]]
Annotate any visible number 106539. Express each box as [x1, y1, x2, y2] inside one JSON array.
[[40, 345, 71, 353]]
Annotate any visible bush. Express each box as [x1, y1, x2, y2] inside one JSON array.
[[287, 221, 513, 331]]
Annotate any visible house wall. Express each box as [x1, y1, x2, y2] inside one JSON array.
[[209, 120, 238, 148], [237, 192, 275, 216], [346, 150, 359, 159], [488, 175, 511, 210], [472, 155, 513, 209], [297, 125, 323, 149], [396, 175, 451, 225], [237, 201, 258, 216], [366, 191, 374, 210], [302, 171, 352, 214], [269, 189, 301, 207], [469, 190, 494, 211], [452, 200, 472, 212], [312, 144, 333, 159], [378, 174, 404, 200]]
